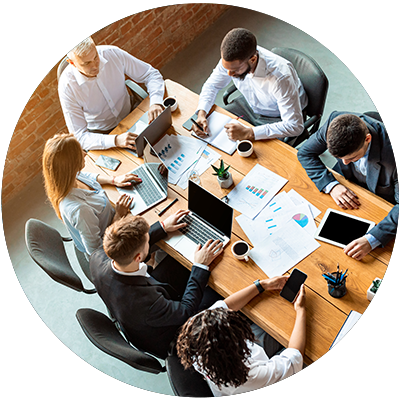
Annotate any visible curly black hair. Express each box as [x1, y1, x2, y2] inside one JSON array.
[[176, 307, 256, 389], [221, 28, 257, 62]]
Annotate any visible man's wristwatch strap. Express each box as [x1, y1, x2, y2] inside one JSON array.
[[253, 279, 264, 293]]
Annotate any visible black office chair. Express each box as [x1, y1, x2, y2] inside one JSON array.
[[25, 218, 95, 294], [223, 47, 329, 148], [56, 57, 148, 102], [76, 308, 166, 374]]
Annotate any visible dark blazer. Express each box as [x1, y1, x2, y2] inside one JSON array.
[[297, 111, 398, 246], [90, 221, 210, 359]]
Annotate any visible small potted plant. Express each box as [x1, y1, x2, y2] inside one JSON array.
[[367, 278, 393, 307], [212, 159, 233, 188]]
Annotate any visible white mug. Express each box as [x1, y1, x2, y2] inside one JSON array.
[[163, 96, 178, 112], [237, 140, 253, 157], [231, 240, 250, 262]]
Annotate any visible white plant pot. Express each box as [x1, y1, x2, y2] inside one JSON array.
[[367, 278, 393, 308], [217, 172, 233, 188]]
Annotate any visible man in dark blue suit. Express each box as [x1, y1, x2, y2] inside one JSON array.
[[90, 210, 223, 359], [297, 111, 398, 260]]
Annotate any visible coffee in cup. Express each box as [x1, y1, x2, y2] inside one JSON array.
[[163, 96, 178, 112], [237, 140, 253, 157], [231, 240, 250, 262]]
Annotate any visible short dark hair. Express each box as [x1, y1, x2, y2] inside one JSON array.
[[221, 28, 257, 62], [176, 307, 256, 389], [327, 114, 369, 158], [103, 215, 150, 265]]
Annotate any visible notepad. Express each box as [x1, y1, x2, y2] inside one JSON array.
[[191, 111, 240, 155], [330, 311, 399, 387]]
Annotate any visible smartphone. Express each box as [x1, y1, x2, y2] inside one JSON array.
[[279, 268, 307, 303], [95, 155, 121, 171]]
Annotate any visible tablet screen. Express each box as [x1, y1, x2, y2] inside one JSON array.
[[317, 211, 372, 246]]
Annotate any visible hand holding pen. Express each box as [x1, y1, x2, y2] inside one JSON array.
[[191, 110, 209, 137]]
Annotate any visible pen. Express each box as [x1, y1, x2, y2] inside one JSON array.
[[157, 198, 178, 217], [236, 115, 244, 120], [322, 274, 337, 284], [190, 118, 209, 136]]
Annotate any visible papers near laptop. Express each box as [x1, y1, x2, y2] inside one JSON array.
[[227, 164, 288, 220], [330, 311, 362, 349], [191, 111, 240, 155]]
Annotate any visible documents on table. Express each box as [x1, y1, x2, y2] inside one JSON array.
[[191, 111, 240, 155], [227, 164, 288, 220], [249, 219, 320, 277], [153, 135, 207, 185], [287, 189, 321, 219], [176, 146, 221, 190], [329, 310, 399, 387]]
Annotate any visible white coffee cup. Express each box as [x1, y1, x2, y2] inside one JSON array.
[[237, 140, 253, 157], [163, 96, 178, 112], [231, 240, 250, 262]]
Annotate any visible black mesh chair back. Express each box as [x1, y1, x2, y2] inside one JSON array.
[[25, 218, 96, 294], [76, 308, 165, 374]]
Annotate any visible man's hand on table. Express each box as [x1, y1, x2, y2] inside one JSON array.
[[225, 122, 255, 141], [162, 209, 189, 233], [344, 236, 372, 260], [194, 239, 224, 266], [330, 184, 361, 210], [192, 110, 210, 137], [115, 131, 138, 151], [148, 104, 164, 124]]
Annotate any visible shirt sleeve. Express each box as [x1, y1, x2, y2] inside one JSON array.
[[116, 47, 165, 106], [71, 204, 104, 255], [253, 74, 304, 140], [197, 60, 232, 114], [58, 83, 117, 151]]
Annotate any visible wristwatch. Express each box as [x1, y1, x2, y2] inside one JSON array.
[[253, 279, 265, 294]]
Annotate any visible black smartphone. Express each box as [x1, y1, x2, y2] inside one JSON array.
[[280, 268, 307, 303]]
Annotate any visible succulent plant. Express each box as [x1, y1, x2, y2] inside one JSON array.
[[371, 279, 390, 297], [212, 159, 230, 180]]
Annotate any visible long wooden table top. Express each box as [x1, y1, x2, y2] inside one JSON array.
[[83, 79, 393, 365]]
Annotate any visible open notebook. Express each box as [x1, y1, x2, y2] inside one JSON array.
[[330, 311, 399, 387], [191, 111, 244, 155]]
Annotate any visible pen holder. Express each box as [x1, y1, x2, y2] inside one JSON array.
[[327, 272, 347, 298]]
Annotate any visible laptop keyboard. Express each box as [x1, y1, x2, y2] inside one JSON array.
[[179, 214, 224, 246], [133, 165, 164, 206]]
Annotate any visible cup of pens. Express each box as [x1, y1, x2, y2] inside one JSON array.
[[322, 265, 348, 298]]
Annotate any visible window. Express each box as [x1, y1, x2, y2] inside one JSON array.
[[1, 2, 80, 67]]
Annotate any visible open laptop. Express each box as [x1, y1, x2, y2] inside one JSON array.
[[125, 106, 172, 157], [165, 180, 233, 262], [117, 137, 169, 215]]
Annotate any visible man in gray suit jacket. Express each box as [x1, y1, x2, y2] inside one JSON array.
[[297, 111, 398, 260], [90, 210, 223, 359]]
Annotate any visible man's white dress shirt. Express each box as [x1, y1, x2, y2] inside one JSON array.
[[194, 300, 303, 396], [58, 45, 165, 150], [197, 46, 308, 140]]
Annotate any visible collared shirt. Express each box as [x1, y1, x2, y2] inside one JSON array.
[[59, 172, 115, 256], [194, 300, 303, 396], [111, 261, 150, 277], [323, 143, 380, 248], [58, 45, 165, 150], [197, 46, 308, 140]]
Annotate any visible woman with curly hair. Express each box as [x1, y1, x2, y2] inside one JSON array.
[[43, 132, 141, 258], [176, 277, 306, 396]]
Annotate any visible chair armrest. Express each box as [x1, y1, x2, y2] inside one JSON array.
[[125, 79, 149, 100], [222, 84, 238, 105], [303, 114, 319, 130]]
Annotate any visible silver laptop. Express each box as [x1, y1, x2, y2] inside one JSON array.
[[117, 137, 169, 215], [125, 106, 172, 157], [165, 180, 233, 262]]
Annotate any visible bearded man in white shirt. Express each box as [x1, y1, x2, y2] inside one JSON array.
[[193, 28, 308, 142], [58, 37, 165, 151]]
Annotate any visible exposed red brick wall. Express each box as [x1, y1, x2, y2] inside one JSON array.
[[2, 3, 230, 205]]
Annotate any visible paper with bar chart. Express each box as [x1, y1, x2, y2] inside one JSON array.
[[227, 164, 288, 219]]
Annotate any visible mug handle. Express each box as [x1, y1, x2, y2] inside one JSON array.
[[244, 255, 249, 262]]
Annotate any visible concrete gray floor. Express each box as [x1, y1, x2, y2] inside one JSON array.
[[1, 4, 399, 398]]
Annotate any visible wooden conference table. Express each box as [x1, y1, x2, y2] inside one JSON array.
[[83, 79, 393, 365]]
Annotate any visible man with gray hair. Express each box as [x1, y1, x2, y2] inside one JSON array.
[[58, 37, 165, 151]]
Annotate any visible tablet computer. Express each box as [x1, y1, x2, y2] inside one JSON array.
[[314, 208, 375, 248]]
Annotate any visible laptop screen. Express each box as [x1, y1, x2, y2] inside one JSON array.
[[188, 180, 233, 238], [143, 138, 169, 195]]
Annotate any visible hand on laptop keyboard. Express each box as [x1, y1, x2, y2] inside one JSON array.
[[194, 239, 224, 266], [113, 173, 142, 187], [162, 209, 189, 233]]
